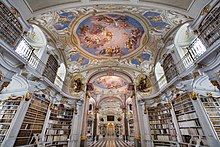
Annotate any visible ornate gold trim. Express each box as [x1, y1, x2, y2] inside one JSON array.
[[81, 136, 87, 140]]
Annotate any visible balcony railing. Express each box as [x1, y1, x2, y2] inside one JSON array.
[[1, 25, 66, 90], [176, 38, 206, 74]]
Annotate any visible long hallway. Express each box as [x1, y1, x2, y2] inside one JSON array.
[[89, 137, 134, 147]]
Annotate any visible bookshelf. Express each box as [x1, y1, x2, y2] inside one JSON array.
[[198, 5, 220, 47], [45, 104, 73, 146], [128, 119, 134, 139], [148, 103, 177, 146], [43, 55, 59, 83], [162, 54, 178, 82], [0, 97, 22, 145], [14, 94, 50, 146], [0, 2, 22, 47], [200, 96, 220, 140], [172, 93, 208, 146]]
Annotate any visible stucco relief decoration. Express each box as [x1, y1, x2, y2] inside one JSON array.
[[76, 14, 145, 57], [70, 74, 85, 94], [136, 74, 152, 94]]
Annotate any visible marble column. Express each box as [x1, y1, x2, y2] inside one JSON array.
[[138, 102, 153, 147], [123, 110, 129, 141], [131, 94, 141, 147], [96, 113, 100, 141], [80, 94, 90, 147], [92, 112, 97, 142], [91, 118, 94, 140], [144, 107, 154, 147], [68, 101, 84, 147], [68, 105, 76, 147]]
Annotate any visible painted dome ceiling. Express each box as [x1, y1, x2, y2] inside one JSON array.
[[75, 14, 145, 58]]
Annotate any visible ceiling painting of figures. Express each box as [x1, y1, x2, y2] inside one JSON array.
[[53, 11, 75, 30], [144, 11, 170, 31], [94, 76, 128, 89], [131, 52, 151, 65], [75, 14, 145, 57], [70, 53, 89, 65]]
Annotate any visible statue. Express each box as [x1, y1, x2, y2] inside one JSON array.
[[137, 75, 150, 93], [0, 70, 3, 82], [72, 78, 83, 92]]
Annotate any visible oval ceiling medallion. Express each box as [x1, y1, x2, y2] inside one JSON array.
[[94, 75, 128, 89], [75, 14, 145, 58]]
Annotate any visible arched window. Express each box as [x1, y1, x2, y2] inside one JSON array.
[[54, 63, 66, 89], [155, 62, 167, 88]]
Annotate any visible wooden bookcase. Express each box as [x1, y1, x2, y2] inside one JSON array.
[[14, 94, 50, 146], [198, 5, 220, 47], [0, 2, 22, 47], [148, 103, 177, 146], [45, 104, 73, 146], [128, 118, 134, 139], [162, 54, 178, 82], [200, 96, 220, 140], [172, 93, 208, 146], [0, 97, 22, 145], [43, 55, 59, 83]]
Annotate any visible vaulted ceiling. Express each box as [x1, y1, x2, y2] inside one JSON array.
[[8, 0, 210, 112]]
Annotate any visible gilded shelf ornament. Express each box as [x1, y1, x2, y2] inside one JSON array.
[[201, 5, 210, 15], [80, 136, 87, 140], [10, 7, 20, 17], [191, 91, 197, 100], [25, 92, 32, 101], [134, 136, 141, 140], [211, 80, 220, 90]]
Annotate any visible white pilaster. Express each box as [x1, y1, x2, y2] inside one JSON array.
[[68, 101, 84, 147], [40, 104, 52, 143], [192, 98, 220, 146], [170, 104, 183, 143], [2, 98, 30, 147]]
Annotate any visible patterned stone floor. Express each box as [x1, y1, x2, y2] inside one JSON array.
[[88, 137, 134, 147]]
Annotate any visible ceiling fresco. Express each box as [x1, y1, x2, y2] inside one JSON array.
[[70, 53, 89, 65], [75, 14, 145, 57], [53, 11, 75, 30], [94, 76, 128, 89], [144, 11, 170, 31], [131, 52, 151, 65]]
